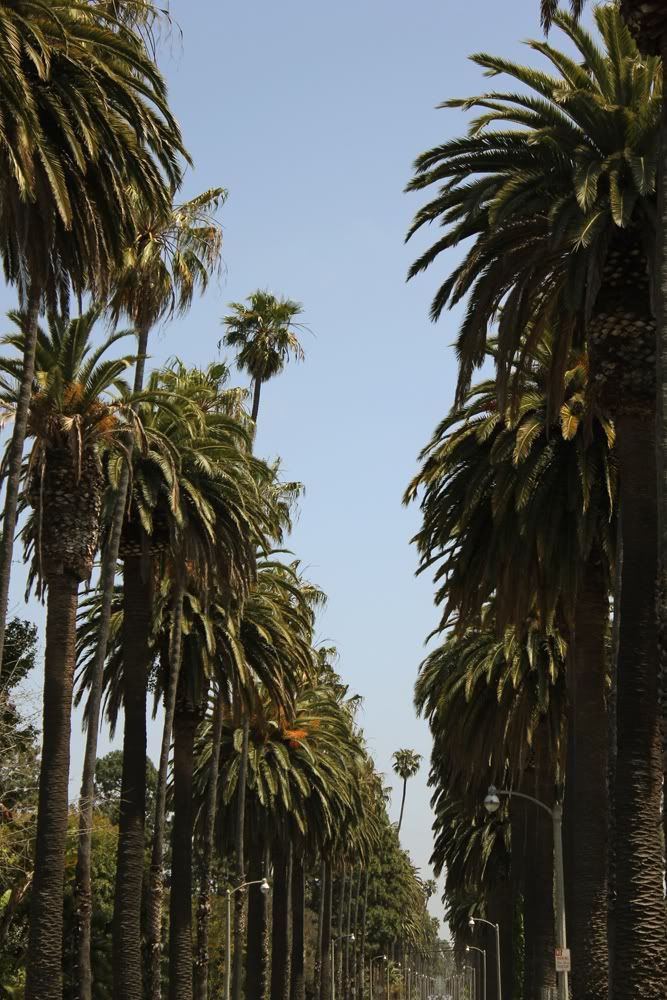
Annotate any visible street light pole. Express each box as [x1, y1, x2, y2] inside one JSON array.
[[468, 918, 501, 1000], [332, 933, 355, 1000], [466, 945, 486, 1000], [485, 786, 568, 1000], [225, 877, 270, 1000], [370, 954, 386, 1000]]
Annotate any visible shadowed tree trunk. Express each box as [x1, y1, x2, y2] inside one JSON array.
[[320, 860, 333, 1000], [168, 695, 198, 1000], [232, 713, 250, 1000], [24, 571, 79, 1000], [358, 871, 368, 1000], [271, 838, 292, 1000], [194, 690, 225, 1000], [75, 320, 151, 1000], [522, 722, 556, 1000], [251, 376, 262, 424], [344, 865, 354, 999], [613, 415, 667, 999], [247, 834, 268, 1000], [149, 579, 185, 1000], [315, 858, 326, 991], [566, 556, 609, 1000], [0, 285, 41, 668], [335, 865, 346, 997], [112, 554, 153, 1000], [397, 778, 408, 834], [290, 849, 306, 1000], [351, 866, 362, 999]]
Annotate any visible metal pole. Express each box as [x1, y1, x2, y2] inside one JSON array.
[[553, 803, 569, 1000], [483, 950, 486, 1000], [494, 924, 502, 1000], [225, 888, 231, 1000], [332, 940, 336, 1000], [370, 959, 373, 1000]]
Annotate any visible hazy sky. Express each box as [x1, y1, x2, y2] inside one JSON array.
[[7, 0, 595, 927]]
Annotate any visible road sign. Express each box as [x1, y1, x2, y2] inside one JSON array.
[[555, 948, 571, 973]]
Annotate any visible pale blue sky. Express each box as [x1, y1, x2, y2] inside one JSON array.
[[7, 0, 594, 926]]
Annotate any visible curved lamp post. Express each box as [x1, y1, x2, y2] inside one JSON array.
[[225, 877, 270, 1000], [369, 953, 387, 1000], [468, 915, 501, 1000], [484, 784, 568, 1000], [466, 945, 486, 1000]]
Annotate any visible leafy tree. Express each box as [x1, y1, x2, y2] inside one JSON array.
[[94, 751, 158, 833]]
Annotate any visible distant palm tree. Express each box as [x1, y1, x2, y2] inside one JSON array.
[[392, 749, 422, 834]]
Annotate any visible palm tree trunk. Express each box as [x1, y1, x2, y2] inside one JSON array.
[[148, 577, 186, 1000], [0, 283, 41, 669], [251, 377, 262, 424], [74, 321, 151, 1000], [24, 571, 79, 1000], [397, 779, 407, 834], [271, 837, 292, 1000], [344, 866, 354, 999], [351, 867, 362, 1000], [565, 556, 609, 1000], [247, 834, 268, 1000], [232, 713, 250, 1000], [657, 28, 667, 924], [169, 699, 197, 1000], [335, 864, 346, 997], [195, 689, 226, 1000], [358, 870, 369, 1000], [613, 415, 667, 1000], [112, 553, 153, 1000], [320, 860, 333, 1000], [608, 510, 622, 992], [315, 857, 327, 992], [290, 849, 306, 1000]]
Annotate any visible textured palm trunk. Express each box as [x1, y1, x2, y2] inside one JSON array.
[[112, 554, 153, 1000], [351, 866, 362, 999], [290, 850, 306, 1000], [24, 571, 79, 1000], [232, 714, 251, 1000], [612, 414, 667, 999], [315, 858, 326, 990], [565, 557, 609, 1000], [0, 284, 41, 669], [522, 722, 556, 1000], [251, 377, 263, 424], [168, 700, 197, 1000], [344, 865, 354, 999], [271, 838, 292, 1000], [74, 320, 151, 1000], [657, 27, 667, 921], [510, 771, 528, 1000], [194, 690, 226, 1000], [148, 579, 186, 1000], [335, 865, 346, 997], [320, 860, 333, 1000], [246, 835, 268, 1000], [358, 871, 368, 1000], [397, 779, 407, 834]]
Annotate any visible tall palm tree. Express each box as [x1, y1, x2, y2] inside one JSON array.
[[391, 750, 422, 835], [0, 307, 135, 999], [0, 1, 185, 676], [221, 289, 306, 1000], [73, 190, 225, 1000], [406, 11, 666, 993]]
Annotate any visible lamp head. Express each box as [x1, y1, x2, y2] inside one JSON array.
[[468, 917, 475, 931], [383, 955, 387, 961], [350, 933, 355, 942], [466, 945, 470, 953], [260, 878, 270, 894], [484, 785, 501, 814]]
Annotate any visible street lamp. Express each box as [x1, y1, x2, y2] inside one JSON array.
[[369, 953, 387, 1000], [332, 933, 355, 1000], [484, 784, 568, 1000], [466, 945, 486, 1000], [225, 878, 270, 1000], [468, 916, 501, 1000]]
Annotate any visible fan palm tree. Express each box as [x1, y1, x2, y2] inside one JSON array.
[[0, 306, 136, 998], [221, 289, 306, 1000], [73, 189, 225, 1000], [391, 750, 422, 835], [406, 10, 665, 991], [0, 0, 186, 678]]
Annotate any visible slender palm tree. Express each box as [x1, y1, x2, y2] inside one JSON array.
[[0, 1, 185, 677], [0, 307, 135, 998], [221, 289, 306, 1000], [73, 191, 225, 1000], [391, 750, 422, 835], [407, 11, 666, 993]]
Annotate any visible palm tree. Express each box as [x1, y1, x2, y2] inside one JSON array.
[[0, 1, 185, 677], [391, 750, 422, 835], [406, 11, 666, 993], [406, 344, 614, 999], [221, 289, 306, 1000], [0, 307, 135, 998], [73, 190, 225, 1000]]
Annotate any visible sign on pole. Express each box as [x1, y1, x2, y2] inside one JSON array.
[[554, 948, 571, 973]]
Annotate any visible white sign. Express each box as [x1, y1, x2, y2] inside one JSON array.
[[555, 948, 571, 973]]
